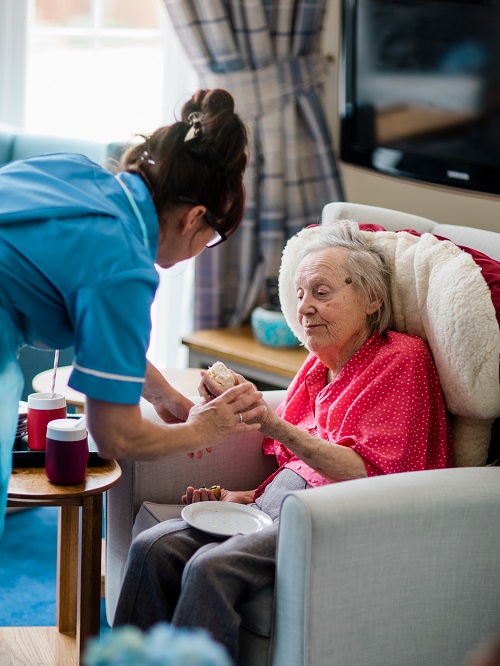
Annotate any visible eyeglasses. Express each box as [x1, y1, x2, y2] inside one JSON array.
[[178, 195, 227, 248]]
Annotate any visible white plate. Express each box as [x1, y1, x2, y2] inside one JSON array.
[[181, 502, 273, 537]]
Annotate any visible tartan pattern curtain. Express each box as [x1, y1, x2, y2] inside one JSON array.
[[163, 0, 344, 328]]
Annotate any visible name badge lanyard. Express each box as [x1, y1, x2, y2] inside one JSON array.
[[115, 176, 150, 252]]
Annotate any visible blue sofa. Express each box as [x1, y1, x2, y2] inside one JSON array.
[[0, 122, 126, 169]]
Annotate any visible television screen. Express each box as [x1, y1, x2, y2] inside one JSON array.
[[340, 0, 500, 195]]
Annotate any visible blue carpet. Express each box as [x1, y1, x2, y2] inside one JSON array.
[[0, 506, 109, 633]]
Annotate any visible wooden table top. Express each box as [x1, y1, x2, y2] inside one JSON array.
[[32, 365, 86, 407], [182, 326, 308, 379], [8, 459, 122, 501], [32, 366, 203, 407]]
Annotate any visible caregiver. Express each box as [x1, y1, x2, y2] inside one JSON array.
[[0, 89, 264, 535]]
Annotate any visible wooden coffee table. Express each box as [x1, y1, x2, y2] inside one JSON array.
[[1, 461, 122, 665]]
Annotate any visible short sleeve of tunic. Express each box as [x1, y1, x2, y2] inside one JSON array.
[[68, 266, 158, 404]]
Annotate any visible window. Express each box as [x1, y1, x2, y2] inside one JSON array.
[[25, 0, 166, 141]]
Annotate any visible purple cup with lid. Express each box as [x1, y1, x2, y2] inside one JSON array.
[[45, 418, 89, 485]]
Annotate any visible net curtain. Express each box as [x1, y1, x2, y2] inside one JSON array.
[[162, 0, 345, 329]]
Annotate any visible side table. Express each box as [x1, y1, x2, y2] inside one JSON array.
[[1, 461, 122, 665], [182, 326, 308, 389]]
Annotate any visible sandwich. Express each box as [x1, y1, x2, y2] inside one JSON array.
[[206, 361, 236, 392]]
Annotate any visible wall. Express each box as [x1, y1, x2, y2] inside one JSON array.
[[323, 0, 500, 232]]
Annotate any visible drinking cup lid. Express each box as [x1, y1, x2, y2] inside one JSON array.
[[28, 392, 66, 410], [46, 418, 87, 441]]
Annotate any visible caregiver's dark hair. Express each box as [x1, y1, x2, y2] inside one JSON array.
[[119, 89, 249, 239]]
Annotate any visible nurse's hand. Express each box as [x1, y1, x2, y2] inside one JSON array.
[[153, 393, 194, 424], [143, 360, 195, 424], [186, 382, 265, 454], [192, 371, 262, 457]]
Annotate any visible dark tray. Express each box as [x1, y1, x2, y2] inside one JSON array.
[[13, 433, 105, 468]]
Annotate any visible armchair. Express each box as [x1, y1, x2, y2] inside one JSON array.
[[105, 204, 500, 666]]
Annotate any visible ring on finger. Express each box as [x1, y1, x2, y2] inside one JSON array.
[[237, 411, 243, 424]]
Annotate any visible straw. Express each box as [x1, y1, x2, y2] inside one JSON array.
[[73, 415, 87, 429], [50, 349, 60, 399]]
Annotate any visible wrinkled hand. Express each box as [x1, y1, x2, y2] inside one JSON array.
[[186, 382, 265, 457], [153, 393, 207, 456], [154, 394, 194, 424], [203, 370, 262, 415], [182, 485, 253, 504], [199, 369, 239, 401], [228, 371, 274, 430]]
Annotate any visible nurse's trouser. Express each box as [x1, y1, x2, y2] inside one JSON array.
[[113, 469, 310, 662], [0, 295, 24, 538]]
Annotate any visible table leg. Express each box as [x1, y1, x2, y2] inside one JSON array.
[[77, 493, 103, 658], [57, 505, 79, 634]]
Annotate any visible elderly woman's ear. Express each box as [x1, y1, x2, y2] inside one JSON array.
[[366, 296, 383, 315]]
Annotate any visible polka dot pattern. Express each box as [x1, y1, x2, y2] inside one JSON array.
[[261, 331, 453, 490]]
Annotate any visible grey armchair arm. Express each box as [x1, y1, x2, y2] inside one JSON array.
[[273, 466, 500, 666]]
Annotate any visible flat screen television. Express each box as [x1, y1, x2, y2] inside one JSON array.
[[340, 0, 500, 195]]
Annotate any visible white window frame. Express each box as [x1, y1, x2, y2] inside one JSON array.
[[0, 0, 28, 126]]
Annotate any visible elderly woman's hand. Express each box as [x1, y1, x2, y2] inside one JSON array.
[[199, 369, 239, 401], [182, 485, 255, 505], [227, 371, 275, 430], [186, 382, 265, 458], [200, 367, 273, 432]]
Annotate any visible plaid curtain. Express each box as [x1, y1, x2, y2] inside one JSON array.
[[163, 0, 344, 328]]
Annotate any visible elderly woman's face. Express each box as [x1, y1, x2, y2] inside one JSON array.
[[295, 247, 376, 357]]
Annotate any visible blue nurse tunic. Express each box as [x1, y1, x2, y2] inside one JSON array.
[[0, 153, 160, 535]]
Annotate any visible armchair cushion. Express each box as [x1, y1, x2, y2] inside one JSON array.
[[133, 502, 183, 539]]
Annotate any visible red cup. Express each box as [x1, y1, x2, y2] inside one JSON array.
[[27, 392, 67, 451], [45, 418, 89, 485]]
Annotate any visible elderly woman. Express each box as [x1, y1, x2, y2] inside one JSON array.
[[113, 222, 453, 661]]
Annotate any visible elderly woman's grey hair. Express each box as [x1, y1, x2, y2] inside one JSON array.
[[299, 220, 393, 335]]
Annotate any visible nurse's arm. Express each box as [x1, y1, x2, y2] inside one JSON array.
[[142, 360, 194, 423], [85, 382, 265, 460]]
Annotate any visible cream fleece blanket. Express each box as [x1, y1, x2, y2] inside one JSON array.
[[279, 226, 500, 466]]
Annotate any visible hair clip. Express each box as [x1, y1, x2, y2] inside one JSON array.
[[140, 150, 156, 165], [184, 112, 203, 143]]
